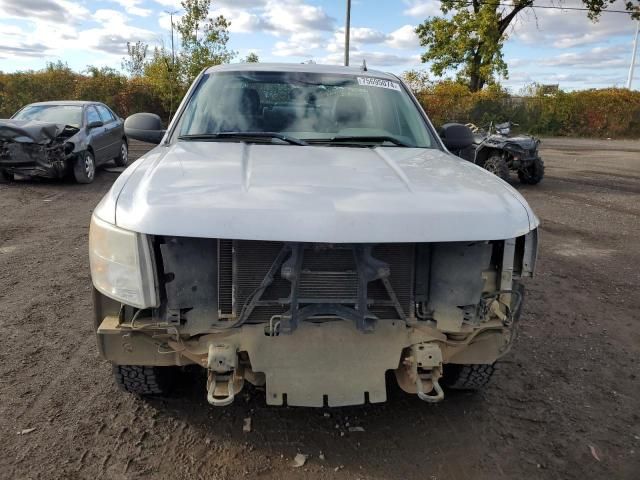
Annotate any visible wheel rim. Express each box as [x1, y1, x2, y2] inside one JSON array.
[[121, 143, 128, 164], [85, 154, 95, 179], [486, 163, 498, 175]]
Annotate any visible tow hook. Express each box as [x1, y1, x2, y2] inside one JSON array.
[[411, 343, 445, 403], [416, 370, 444, 403], [206, 343, 243, 407]]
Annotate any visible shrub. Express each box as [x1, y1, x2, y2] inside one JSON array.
[[406, 75, 640, 138]]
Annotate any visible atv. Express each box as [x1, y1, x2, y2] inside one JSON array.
[[456, 121, 544, 184]]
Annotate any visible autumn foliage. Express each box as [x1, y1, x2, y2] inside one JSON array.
[[1, 62, 639, 138], [406, 73, 640, 138], [0, 61, 169, 121]]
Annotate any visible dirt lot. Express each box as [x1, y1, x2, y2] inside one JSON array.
[[1, 139, 639, 480]]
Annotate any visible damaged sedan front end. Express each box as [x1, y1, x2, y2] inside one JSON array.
[[0, 120, 79, 179], [1, 101, 128, 184]]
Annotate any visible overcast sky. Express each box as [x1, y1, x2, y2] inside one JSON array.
[[0, 0, 637, 91]]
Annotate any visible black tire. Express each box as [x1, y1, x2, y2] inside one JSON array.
[[113, 365, 174, 396], [442, 363, 496, 390], [114, 140, 129, 167], [73, 151, 96, 184], [518, 157, 545, 185], [483, 154, 510, 182], [0, 170, 14, 183]]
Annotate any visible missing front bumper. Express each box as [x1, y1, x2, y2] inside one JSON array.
[[98, 317, 515, 407]]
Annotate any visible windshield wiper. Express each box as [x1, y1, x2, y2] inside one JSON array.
[[178, 132, 308, 146], [307, 135, 414, 148]]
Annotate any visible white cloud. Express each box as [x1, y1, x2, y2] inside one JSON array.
[[321, 50, 419, 68], [326, 27, 387, 53], [272, 31, 325, 57], [78, 11, 157, 55], [154, 0, 267, 6], [386, 24, 419, 49], [153, 0, 182, 8], [0, 0, 89, 24], [0, 41, 50, 57], [159, 0, 334, 39], [110, 0, 152, 17], [539, 45, 629, 69], [263, 0, 334, 34], [272, 41, 311, 57], [0, 24, 22, 36], [512, 0, 637, 48], [213, 7, 271, 33], [403, 0, 441, 18], [350, 27, 388, 44], [94, 9, 130, 26], [0, 4, 157, 61]]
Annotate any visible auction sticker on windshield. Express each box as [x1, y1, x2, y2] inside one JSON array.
[[357, 77, 401, 91]]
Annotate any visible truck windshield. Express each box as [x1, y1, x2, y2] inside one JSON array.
[[175, 71, 435, 148], [13, 105, 83, 128]]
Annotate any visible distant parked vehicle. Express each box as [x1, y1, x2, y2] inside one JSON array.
[[0, 101, 128, 184], [452, 121, 544, 184]]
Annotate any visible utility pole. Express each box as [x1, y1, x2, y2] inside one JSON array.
[[165, 10, 179, 121], [344, 0, 351, 66], [627, 20, 639, 89], [165, 10, 179, 65]]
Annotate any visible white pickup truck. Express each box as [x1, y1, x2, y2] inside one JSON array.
[[90, 63, 538, 407]]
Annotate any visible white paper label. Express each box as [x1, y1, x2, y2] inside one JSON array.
[[357, 77, 401, 91]]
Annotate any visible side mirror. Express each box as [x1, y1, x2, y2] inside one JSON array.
[[87, 120, 103, 129], [124, 113, 166, 144], [439, 123, 474, 151]]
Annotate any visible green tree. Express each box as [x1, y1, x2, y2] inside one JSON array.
[[242, 52, 259, 63], [122, 41, 149, 78], [416, 0, 639, 92], [402, 69, 431, 93], [143, 46, 186, 120], [176, 0, 235, 83], [416, 1, 533, 92]]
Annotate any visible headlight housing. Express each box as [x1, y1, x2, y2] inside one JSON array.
[[89, 215, 158, 308]]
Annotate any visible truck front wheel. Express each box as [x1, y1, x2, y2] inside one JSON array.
[[442, 363, 496, 390], [113, 365, 175, 396]]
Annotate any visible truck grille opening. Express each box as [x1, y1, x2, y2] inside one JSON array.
[[218, 241, 415, 323]]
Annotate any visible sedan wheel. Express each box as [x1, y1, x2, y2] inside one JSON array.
[[114, 141, 129, 167], [74, 151, 96, 184]]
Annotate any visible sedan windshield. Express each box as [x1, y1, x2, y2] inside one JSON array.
[[13, 105, 83, 128], [175, 71, 435, 148]]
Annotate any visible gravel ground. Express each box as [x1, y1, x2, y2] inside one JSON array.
[[0, 139, 639, 479]]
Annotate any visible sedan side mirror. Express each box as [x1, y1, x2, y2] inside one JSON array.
[[124, 113, 166, 144], [87, 120, 103, 129], [439, 123, 474, 151]]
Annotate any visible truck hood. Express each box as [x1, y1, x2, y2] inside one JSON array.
[[107, 142, 538, 242]]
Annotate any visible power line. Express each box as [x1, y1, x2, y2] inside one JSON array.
[[459, 1, 638, 15]]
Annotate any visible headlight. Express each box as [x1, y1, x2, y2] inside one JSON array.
[[89, 215, 158, 308]]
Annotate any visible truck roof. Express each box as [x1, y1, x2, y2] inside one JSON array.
[[205, 62, 398, 80]]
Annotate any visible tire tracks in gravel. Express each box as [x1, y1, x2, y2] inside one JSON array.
[[14, 336, 94, 422], [544, 174, 640, 196], [536, 185, 640, 218]]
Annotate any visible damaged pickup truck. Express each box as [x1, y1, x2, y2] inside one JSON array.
[[90, 63, 539, 407], [0, 101, 128, 183]]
